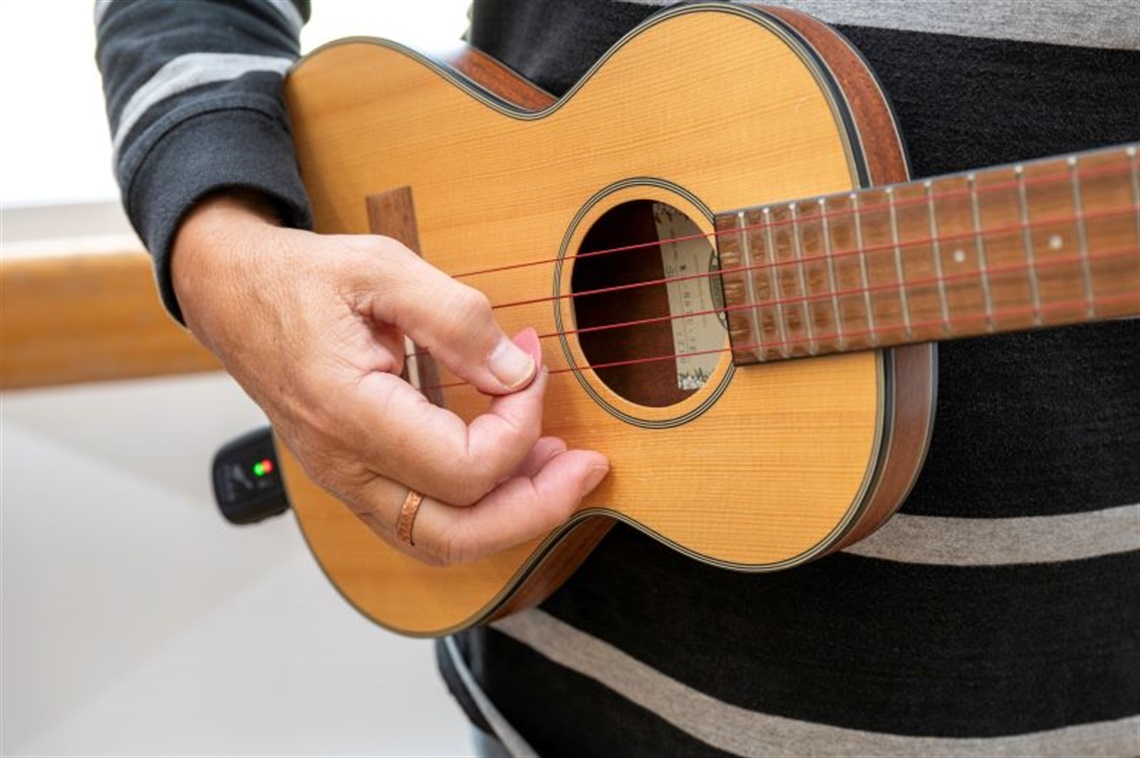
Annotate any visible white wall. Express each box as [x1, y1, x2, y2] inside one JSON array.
[[2, 2, 476, 755], [0, 0, 471, 207]]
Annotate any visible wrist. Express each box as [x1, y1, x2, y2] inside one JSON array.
[[171, 189, 286, 341]]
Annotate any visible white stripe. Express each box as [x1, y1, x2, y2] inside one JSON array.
[[494, 610, 1140, 758], [96, 1, 303, 34], [265, 0, 304, 36], [627, 0, 1140, 51], [112, 52, 293, 156], [844, 503, 1140, 565], [93, 0, 114, 27]]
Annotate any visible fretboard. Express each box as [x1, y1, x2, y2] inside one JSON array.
[[714, 143, 1140, 364]]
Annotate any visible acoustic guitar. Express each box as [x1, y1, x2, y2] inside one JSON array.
[[279, 3, 1139, 636]]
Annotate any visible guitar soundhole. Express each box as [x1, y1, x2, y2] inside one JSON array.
[[571, 200, 725, 408]]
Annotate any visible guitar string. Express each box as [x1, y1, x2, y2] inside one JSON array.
[[411, 246, 1138, 389], [536, 245, 1137, 342], [406, 246, 1136, 392], [486, 203, 1136, 312], [402, 200, 1138, 364], [448, 154, 1139, 282], [418, 289, 1140, 392], [408, 244, 1136, 356]]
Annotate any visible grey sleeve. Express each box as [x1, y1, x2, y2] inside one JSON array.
[[95, 0, 314, 322]]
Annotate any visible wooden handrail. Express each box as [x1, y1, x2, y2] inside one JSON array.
[[1, 244, 220, 389]]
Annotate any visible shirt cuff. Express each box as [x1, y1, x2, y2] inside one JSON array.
[[125, 104, 313, 323]]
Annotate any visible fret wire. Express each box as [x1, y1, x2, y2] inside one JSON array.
[[924, 180, 952, 334], [967, 173, 996, 332], [1068, 155, 1096, 318], [886, 186, 912, 339], [737, 210, 765, 362], [790, 203, 817, 354], [762, 206, 791, 358], [1014, 165, 1043, 326], [852, 192, 878, 345], [1128, 146, 1139, 255], [820, 197, 845, 349]]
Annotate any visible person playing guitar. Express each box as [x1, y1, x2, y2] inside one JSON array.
[[96, 1, 1137, 754]]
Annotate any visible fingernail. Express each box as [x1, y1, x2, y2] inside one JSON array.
[[581, 463, 610, 495], [488, 335, 536, 390]]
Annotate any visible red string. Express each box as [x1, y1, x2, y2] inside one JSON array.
[[419, 290, 1139, 392], [487, 203, 1137, 312], [406, 245, 1139, 362], [537, 245, 1137, 341]]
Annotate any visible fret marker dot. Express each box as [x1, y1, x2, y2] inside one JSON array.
[[953, 249, 966, 264], [1049, 234, 1063, 250]]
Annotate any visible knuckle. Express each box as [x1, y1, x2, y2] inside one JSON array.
[[447, 286, 493, 327], [348, 233, 405, 262]]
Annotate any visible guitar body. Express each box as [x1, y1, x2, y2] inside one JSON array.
[[281, 4, 935, 636]]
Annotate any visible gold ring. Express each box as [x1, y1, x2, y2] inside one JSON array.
[[395, 489, 424, 546]]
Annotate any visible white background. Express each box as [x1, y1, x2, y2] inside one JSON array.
[[1, 0, 471, 208], [2, 2, 478, 756]]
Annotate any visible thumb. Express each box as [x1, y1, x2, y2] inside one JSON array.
[[359, 240, 536, 394]]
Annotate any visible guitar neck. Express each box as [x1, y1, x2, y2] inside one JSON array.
[[716, 143, 1140, 364]]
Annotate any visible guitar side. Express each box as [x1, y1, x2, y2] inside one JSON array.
[[279, 4, 934, 637]]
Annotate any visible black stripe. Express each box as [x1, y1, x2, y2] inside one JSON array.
[[468, 0, 658, 98], [507, 526, 1139, 737], [905, 320, 1140, 519], [833, 25, 1140, 177]]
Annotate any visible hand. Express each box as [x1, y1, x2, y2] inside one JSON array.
[[172, 192, 609, 564]]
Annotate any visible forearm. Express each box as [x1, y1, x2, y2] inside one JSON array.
[[95, 0, 313, 322]]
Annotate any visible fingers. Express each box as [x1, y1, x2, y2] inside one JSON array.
[[326, 237, 557, 503], [347, 238, 536, 395], [353, 443, 610, 565], [342, 332, 548, 504]]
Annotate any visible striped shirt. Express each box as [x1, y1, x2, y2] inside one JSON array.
[[96, 1, 1139, 755]]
